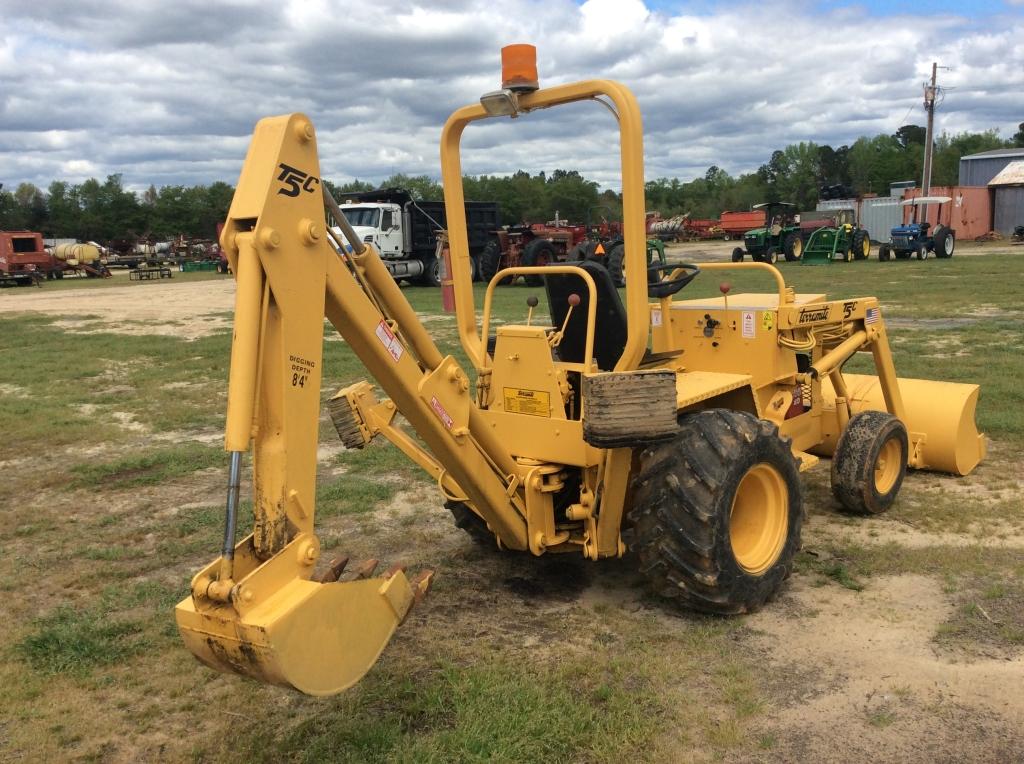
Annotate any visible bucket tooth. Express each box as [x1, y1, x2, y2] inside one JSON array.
[[318, 555, 351, 583], [349, 559, 380, 580]]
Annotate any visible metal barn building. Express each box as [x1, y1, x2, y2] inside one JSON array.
[[960, 148, 1024, 235]]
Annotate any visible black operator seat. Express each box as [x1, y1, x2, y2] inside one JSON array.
[[544, 259, 628, 372]]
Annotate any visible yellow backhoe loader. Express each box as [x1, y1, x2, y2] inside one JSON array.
[[175, 45, 986, 696]]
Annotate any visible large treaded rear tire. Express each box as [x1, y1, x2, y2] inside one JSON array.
[[446, 500, 497, 547], [625, 409, 803, 614]]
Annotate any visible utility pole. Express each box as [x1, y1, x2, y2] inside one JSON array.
[[919, 62, 947, 228], [921, 62, 938, 196]]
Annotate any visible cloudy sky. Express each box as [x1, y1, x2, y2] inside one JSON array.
[[2, 0, 1022, 193]]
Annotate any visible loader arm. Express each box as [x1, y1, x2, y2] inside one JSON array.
[[176, 113, 529, 695]]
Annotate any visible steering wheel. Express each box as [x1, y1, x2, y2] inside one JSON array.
[[647, 262, 700, 298]]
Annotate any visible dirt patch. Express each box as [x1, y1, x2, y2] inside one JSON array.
[[0, 280, 236, 339], [741, 575, 1024, 761]]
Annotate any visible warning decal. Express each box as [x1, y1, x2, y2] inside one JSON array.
[[429, 396, 454, 429], [742, 311, 755, 339], [761, 311, 774, 331], [375, 320, 404, 362], [503, 387, 551, 417]]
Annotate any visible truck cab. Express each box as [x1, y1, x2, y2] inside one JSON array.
[[337, 202, 405, 258]]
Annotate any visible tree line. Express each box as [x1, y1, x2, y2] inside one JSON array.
[[2, 123, 1021, 241]]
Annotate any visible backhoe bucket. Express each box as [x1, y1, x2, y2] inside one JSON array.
[[818, 373, 986, 475], [175, 542, 428, 696]]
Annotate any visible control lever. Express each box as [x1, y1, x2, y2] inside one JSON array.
[[550, 293, 580, 348]]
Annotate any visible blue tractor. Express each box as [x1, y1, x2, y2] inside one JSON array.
[[878, 196, 956, 261]]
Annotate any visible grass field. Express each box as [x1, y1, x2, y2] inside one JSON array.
[[0, 252, 1022, 762]]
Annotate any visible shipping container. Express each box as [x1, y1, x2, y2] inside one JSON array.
[[901, 186, 993, 240], [816, 197, 903, 243]]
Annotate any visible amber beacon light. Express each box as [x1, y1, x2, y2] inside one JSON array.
[[481, 44, 540, 117], [501, 44, 539, 92]]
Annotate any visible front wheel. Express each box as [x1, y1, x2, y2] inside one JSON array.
[[853, 229, 870, 260], [419, 253, 444, 284], [607, 243, 626, 287], [878, 244, 891, 262], [521, 239, 556, 287], [831, 411, 908, 515], [479, 239, 511, 285], [783, 233, 802, 261], [731, 247, 744, 263], [915, 242, 928, 260], [764, 246, 778, 264], [626, 409, 803, 614]]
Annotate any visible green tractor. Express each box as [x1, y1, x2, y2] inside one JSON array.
[[799, 208, 871, 265], [730, 202, 802, 264]]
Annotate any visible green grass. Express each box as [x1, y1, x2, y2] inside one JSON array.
[[15, 580, 181, 677], [225, 658, 661, 763], [69, 442, 223, 489]]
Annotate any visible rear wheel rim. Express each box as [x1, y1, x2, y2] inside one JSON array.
[[730, 463, 788, 575], [874, 438, 901, 494], [862, 238, 870, 257]]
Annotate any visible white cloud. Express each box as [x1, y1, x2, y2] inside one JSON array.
[[0, 0, 1021, 194]]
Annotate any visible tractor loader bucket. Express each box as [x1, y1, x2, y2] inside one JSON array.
[[817, 373, 986, 476], [175, 536, 432, 696]]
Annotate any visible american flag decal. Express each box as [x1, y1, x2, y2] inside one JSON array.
[[865, 307, 880, 325]]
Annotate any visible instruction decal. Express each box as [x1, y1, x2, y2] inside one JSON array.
[[761, 311, 774, 332], [503, 387, 551, 417], [375, 320, 405, 361], [742, 311, 755, 339], [651, 309, 662, 327]]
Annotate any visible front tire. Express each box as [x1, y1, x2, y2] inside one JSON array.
[[878, 243, 891, 262], [521, 239, 556, 287], [831, 411, 908, 515], [479, 239, 510, 285], [915, 242, 928, 260], [626, 410, 803, 614], [783, 233, 802, 261], [731, 247, 744, 263], [420, 255, 443, 286], [764, 246, 779, 265], [853, 229, 870, 260], [607, 243, 626, 287]]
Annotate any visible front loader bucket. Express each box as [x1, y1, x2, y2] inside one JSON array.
[[819, 373, 986, 475], [175, 546, 426, 696]]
